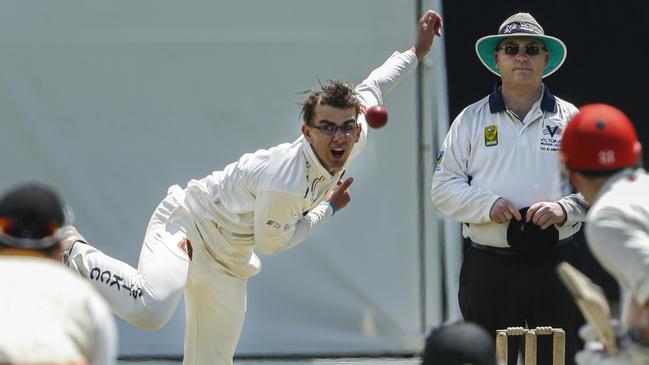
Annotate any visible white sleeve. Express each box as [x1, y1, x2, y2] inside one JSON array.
[[355, 49, 418, 107], [88, 294, 117, 365], [557, 193, 589, 226], [586, 207, 649, 306], [254, 190, 333, 255], [430, 110, 500, 224], [350, 50, 419, 161]]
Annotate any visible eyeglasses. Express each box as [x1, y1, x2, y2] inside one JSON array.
[[309, 122, 357, 136], [498, 44, 545, 56]]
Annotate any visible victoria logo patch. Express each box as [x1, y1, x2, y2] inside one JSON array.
[[544, 125, 561, 138], [539, 123, 563, 152]]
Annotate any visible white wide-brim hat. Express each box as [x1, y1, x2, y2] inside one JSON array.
[[475, 12, 567, 78]]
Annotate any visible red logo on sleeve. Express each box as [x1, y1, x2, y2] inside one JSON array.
[[178, 238, 193, 261]]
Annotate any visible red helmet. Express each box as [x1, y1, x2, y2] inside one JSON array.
[[561, 103, 642, 171]]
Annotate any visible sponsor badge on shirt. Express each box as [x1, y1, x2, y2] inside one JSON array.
[[539, 123, 563, 152], [435, 149, 444, 172], [484, 125, 498, 147]]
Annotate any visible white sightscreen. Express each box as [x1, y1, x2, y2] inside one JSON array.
[[0, 0, 447, 357]]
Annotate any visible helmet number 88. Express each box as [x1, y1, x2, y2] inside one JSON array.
[[598, 150, 616, 165]]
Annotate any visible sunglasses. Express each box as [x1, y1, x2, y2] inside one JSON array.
[[499, 44, 545, 56]]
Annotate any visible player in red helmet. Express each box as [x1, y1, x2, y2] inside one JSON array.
[[560, 103, 649, 365], [560, 103, 642, 197]]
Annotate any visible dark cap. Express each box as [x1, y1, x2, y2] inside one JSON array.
[[422, 321, 497, 365], [506, 207, 559, 257], [0, 183, 65, 249]]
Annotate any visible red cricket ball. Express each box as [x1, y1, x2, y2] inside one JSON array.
[[365, 105, 389, 128]]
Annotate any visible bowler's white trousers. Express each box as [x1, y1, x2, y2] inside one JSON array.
[[67, 186, 247, 365]]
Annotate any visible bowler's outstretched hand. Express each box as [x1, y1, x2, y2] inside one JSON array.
[[412, 10, 443, 61], [327, 177, 354, 213]]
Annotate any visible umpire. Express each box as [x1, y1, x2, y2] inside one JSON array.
[[431, 13, 588, 365]]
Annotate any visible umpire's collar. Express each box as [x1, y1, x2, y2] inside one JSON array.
[[488, 83, 557, 113]]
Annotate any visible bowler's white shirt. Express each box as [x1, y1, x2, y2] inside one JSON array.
[[182, 50, 418, 277]]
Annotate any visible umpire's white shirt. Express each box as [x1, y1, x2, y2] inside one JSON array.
[[431, 85, 587, 247], [0, 255, 116, 365], [182, 50, 418, 278], [586, 168, 649, 306]]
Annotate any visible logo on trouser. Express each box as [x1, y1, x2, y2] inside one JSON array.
[[178, 238, 193, 261]]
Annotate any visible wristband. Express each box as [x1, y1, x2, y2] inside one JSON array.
[[62, 239, 87, 266], [325, 200, 337, 215]]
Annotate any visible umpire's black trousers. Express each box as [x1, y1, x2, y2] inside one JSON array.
[[459, 238, 585, 365]]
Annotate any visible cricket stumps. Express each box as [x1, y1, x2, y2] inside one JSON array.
[[496, 326, 565, 365]]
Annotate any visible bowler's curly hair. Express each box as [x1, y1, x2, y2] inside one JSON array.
[[300, 80, 360, 124]]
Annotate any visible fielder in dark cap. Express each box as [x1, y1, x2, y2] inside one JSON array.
[[0, 182, 117, 365], [423, 321, 497, 365], [0, 183, 66, 252]]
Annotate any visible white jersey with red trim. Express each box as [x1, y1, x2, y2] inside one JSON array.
[[0, 255, 116, 365], [182, 50, 418, 278], [585, 168, 649, 305]]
